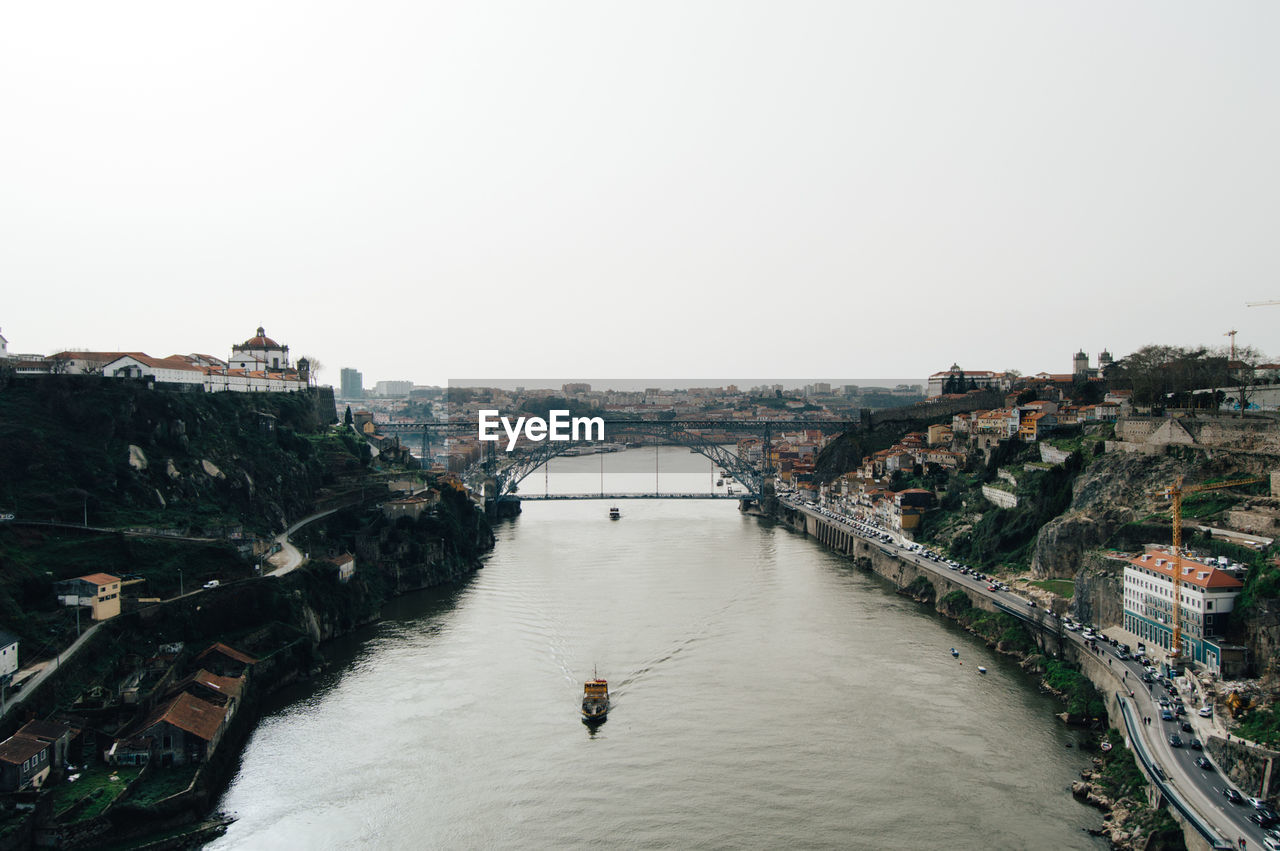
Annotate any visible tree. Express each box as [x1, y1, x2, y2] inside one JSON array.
[[344, 405, 353, 427], [1217, 343, 1268, 416]]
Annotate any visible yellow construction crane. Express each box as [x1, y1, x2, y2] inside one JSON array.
[[1157, 475, 1264, 664]]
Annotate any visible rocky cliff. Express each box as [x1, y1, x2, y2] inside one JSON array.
[[0, 376, 341, 533], [1031, 447, 1275, 579]]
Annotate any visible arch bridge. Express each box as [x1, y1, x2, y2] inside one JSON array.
[[379, 418, 858, 501]]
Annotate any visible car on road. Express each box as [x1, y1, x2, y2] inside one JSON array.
[[1195, 756, 1214, 771], [1160, 710, 1174, 721], [1250, 811, 1279, 830], [1263, 835, 1280, 851], [1169, 734, 1183, 747], [1223, 787, 1244, 805], [1181, 722, 1193, 733], [1190, 738, 1202, 750], [203, 580, 220, 589], [1198, 706, 1212, 717]]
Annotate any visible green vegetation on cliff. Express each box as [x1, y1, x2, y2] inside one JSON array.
[[1093, 729, 1186, 848], [1234, 702, 1280, 747], [0, 377, 341, 531], [1042, 659, 1106, 720], [937, 590, 1037, 654], [920, 446, 1085, 571], [0, 378, 362, 650]]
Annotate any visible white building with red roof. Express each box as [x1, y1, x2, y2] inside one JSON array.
[[1122, 547, 1244, 671], [230, 326, 289, 372]]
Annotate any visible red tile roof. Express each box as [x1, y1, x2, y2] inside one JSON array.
[[16, 720, 78, 743], [1126, 549, 1244, 589], [0, 735, 49, 765], [139, 692, 227, 742], [77, 573, 120, 586], [196, 642, 258, 666], [192, 669, 244, 699]]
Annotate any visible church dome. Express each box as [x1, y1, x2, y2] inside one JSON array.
[[238, 327, 284, 350]]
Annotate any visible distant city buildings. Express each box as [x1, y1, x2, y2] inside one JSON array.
[[373, 380, 414, 397]]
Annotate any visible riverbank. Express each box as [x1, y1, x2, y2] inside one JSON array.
[[2, 492, 493, 850], [761, 503, 1184, 850]]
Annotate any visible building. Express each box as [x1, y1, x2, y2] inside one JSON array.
[[55, 574, 122, 621], [0, 735, 51, 791], [1122, 548, 1244, 672], [230, 327, 289, 371], [111, 692, 229, 767], [927, 365, 999, 397], [14, 720, 78, 771], [102, 354, 205, 387], [0, 630, 16, 681], [194, 642, 258, 678], [333, 554, 356, 583], [0, 327, 7, 359], [373, 380, 414, 397], [341, 368, 364, 399]]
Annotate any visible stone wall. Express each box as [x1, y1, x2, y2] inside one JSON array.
[[1039, 444, 1072, 465], [981, 484, 1018, 509], [1070, 553, 1125, 628], [1205, 736, 1279, 799]]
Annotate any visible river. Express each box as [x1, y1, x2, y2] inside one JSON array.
[[210, 447, 1105, 849]]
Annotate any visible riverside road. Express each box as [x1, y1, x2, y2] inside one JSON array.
[[782, 495, 1262, 850]]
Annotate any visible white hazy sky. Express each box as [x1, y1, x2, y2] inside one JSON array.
[[2, 2, 1277, 387]]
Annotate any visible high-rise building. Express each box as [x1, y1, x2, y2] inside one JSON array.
[[340, 368, 364, 399]]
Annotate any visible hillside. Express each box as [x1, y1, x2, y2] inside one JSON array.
[[0, 377, 359, 654]]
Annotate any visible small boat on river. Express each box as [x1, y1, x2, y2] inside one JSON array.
[[582, 673, 610, 724], [609, 506, 621, 519]]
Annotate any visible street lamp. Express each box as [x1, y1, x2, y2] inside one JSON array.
[[178, 569, 183, 597]]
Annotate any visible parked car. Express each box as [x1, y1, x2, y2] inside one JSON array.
[[1198, 706, 1213, 717]]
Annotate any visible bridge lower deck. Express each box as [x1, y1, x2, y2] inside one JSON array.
[[509, 492, 759, 500]]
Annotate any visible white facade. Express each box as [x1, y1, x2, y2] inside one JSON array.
[[1122, 549, 1243, 663], [0, 633, 17, 679], [230, 327, 289, 371], [103, 355, 205, 386]]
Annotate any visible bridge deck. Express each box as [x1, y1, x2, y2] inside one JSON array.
[[510, 492, 759, 500]]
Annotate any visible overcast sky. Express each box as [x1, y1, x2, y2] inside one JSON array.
[[2, 2, 1277, 387]]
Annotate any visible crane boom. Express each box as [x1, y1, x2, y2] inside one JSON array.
[[1246, 299, 1280, 307], [1162, 476, 1264, 664]]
